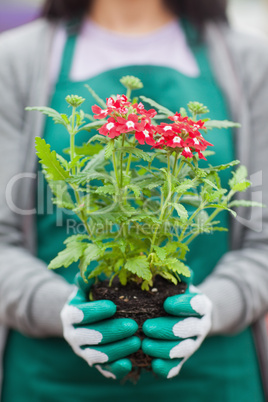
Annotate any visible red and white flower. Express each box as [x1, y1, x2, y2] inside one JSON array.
[[99, 117, 120, 138]]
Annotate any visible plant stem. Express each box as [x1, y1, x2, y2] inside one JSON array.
[[178, 202, 206, 243], [125, 135, 136, 177], [149, 153, 173, 253], [120, 134, 125, 188], [126, 88, 132, 100], [112, 145, 120, 189], [173, 153, 178, 176], [68, 108, 92, 237], [70, 106, 77, 176]]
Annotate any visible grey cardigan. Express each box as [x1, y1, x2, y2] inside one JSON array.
[[0, 19, 268, 396]]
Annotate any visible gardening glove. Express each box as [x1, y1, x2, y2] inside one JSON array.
[[142, 272, 212, 379], [60, 273, 140, 380]]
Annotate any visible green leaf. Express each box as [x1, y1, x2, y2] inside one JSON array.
[[202, 178, 219, 190], [232, 181, 251, 192], [205, 120, 241, 130], [168, 203, 188, 222], [117, 147, 152, 162], [229, 165, 247, 188], [84, 149, 106, 172], [79, 243, 103, 277], [125, 256, 152, 281], [175, 179, 195, 194], [68, 171, 113, 186], [105, 140, 114, 160], [26, 107, 68, 127], [48, 180, 75, 209], [64, 234, 89, 244], [206, 160, 240, 172], [139, 96, 174, 116], [158, 271, 178, 285], [153, 246, 167, 261], [118, 269, 128, 286], [35, 137, 69, 181], [73, 143, 103, 156], [48, 241, 87, 269], [204, 189, 227, 202], [179, 107, 187, 117], [87, 134, 109, 144], [165, 258, 190, 277], [79, 120, 107, 133], [229, 165, 251, 193], [95, 184, 116, 195], [127, 184, 141, 198], [228, 200, 265, 208], [85, 84, 107, 109]]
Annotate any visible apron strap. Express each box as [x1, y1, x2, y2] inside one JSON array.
[[58, 19, 81, 82], [180, 18, 210, 78]]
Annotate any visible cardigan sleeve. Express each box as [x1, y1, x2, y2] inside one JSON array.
[[0, 21, 73, 338], [199, 28, 268, 334]]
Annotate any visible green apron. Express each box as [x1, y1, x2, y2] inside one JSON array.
[[2, 22, 264, 402]]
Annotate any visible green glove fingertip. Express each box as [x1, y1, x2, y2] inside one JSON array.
[[96, 359, 132, 380]]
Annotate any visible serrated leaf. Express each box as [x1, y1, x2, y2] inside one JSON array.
[[95, 184, 116, 195], [205, 120, 241, 130], [204, 189, 227, 202], [56, 153, 69, 170], [179, 107, 187, 117], [85, 84, 107, 109], [79, 243, 103, 277], [105, 140, 114, 160], [165, 258, 190, 277], [232, 181, 251, 192], [229, 165, 248, 188], [68, 171, 112, 186], [169, 203, 188, 221], [26, 107, 68, 126], [73, 143, 103, 156], [118, 269, 128, 285], [139, 96, 174, 116], [35, 137, 69, 181], [125, 256, 152, 281], [48, 241, 87, 269], [127, 184, 141, 198], [64, 234, 89, 244], [228, 200, 265, 208], [175, 179, 195, 194], [48, 180, 75, 209], [79, 120, 107, 133], [202, 178, 219, 190], [210, 227, 228, 232], [153, 246, 167, 261], [158, 271, 178, 285], [87, 134, 109, 144], [84, 149, 106, 172], [206, 160, 240, 172], [118, 147, 152, 162]]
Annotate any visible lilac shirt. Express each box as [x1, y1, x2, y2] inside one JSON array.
[[50, 19, 199, 87]]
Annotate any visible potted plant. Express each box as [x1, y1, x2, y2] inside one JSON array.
[[27, 75, 260, 375]]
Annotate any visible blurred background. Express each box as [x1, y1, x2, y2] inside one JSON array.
[[0, 0, 268, 34]]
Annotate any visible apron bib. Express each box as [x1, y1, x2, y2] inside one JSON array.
[[2, 21, 264, 402]]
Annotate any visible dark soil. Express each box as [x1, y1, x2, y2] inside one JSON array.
[[92, 277, 187, 381]]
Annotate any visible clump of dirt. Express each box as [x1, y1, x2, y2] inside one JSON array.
[[92, 277, 186, 381]]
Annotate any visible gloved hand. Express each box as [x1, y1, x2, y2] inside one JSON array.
[[142, 273, 212, 379], [60, 273, 140, 380]]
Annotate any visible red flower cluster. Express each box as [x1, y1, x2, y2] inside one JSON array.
[[92, 97, 211, 159], [154, 113, 212, 160], [92, 95, 156, 145]]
